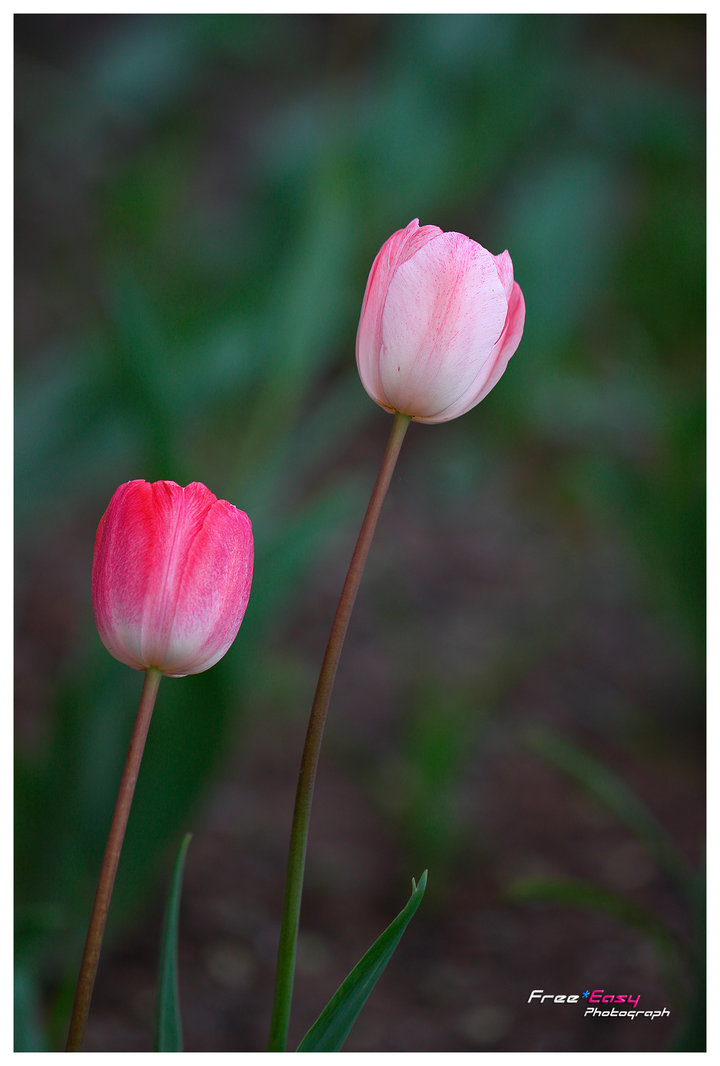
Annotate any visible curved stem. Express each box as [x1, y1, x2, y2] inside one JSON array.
[[65, 667, 163, 1052], [268, 412, 411, 1052]]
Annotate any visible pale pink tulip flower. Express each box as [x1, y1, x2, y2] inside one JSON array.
[[92, 479, 254, 677], [356, 218, 525, 424]]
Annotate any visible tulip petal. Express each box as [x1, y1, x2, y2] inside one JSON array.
[[378, 232, 508, 420], [480, 280, 526, 396], [93, 480, 161, 671], [419, 280, 526, 424], [92, 480, 253, 676], [356, 220, 442, 410], [161, 487, 253, 676], [492, 250, 515, 302]]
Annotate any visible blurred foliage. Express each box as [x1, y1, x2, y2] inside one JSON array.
[[510, 727, 705, 1049], [15, 13, 704, 1052], [154, 832, 191, 1052], [525, 726, 693, 890]]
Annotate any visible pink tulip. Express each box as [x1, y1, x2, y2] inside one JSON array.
[[356, 218, 525, 424], [92, 480, 254, 677]]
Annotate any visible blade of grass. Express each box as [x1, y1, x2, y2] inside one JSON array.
[[525, 726, 693, 892], [297, 871, 427, 1052], [507, 876, 691, 1007], [154, 833, 192, 1052]]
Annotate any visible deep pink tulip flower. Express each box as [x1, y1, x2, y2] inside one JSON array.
[[92, 480, 254, 677], [356, 218, 525, 424]]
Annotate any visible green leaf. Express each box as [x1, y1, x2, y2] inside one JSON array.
[[297, 871, 427, 1052], [154, 833, 192, 1052]]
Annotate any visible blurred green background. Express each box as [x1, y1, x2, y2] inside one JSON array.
[[15, 13, 704, 1052]]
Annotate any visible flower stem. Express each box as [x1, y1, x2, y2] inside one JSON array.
[[267, 411, 411, 1052], [65, 667, 163, 1052]]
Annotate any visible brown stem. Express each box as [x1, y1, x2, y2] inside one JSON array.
[[267, 412, 411, 1051], [65, 667, 163, 1051]]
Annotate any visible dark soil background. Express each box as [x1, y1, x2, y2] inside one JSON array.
[[15, 13, 705, 1053]]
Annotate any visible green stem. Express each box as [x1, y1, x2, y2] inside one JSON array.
[[267, 411, 411, 1052], [65, 667, 163, 1052]]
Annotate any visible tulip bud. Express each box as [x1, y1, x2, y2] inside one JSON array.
[[92, 480, 254, 677], [356, 218, 525, 424]]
